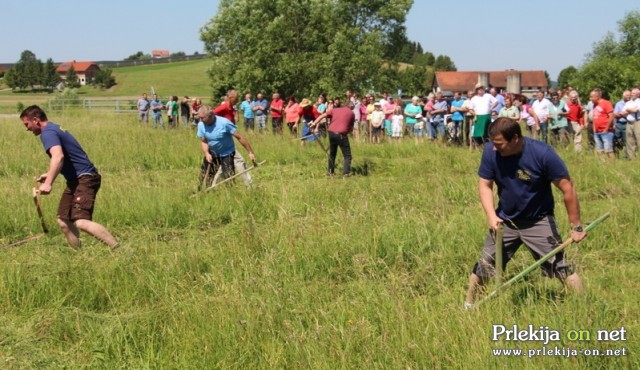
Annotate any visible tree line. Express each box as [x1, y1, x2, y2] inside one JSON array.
[[557, 10, 640, 100], [3, 50, 116, 92]]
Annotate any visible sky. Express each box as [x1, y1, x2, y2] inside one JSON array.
[[2, 0, 638, 81]]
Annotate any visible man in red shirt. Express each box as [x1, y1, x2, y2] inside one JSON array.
[[269, 92, 284, 135], [590, 88, 614, 158], [214, 90, 239, 123], [566, 91, 584, 152], [311, 96, 355, 178]]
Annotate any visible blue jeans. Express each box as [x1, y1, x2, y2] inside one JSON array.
[[614, 121, 627, 152], [429, 120, 445, 139], [539, 121, 548, 143], [595, 132, 614, 152], [301, 120, 317, 141], [152, 113, 165, 129]]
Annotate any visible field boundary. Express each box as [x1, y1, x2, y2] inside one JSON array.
[[48, 98, 138, 113]]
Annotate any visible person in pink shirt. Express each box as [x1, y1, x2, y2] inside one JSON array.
[[383, 96, 397, 138], [359, 96, 369, 142], [269, 92, 284, 135], [284, 96, 301, 136]]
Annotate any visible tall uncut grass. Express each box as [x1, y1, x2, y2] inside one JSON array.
[[0, 112, 638, 368]]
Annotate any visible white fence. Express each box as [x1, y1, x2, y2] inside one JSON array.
[[48, 98, 138, 113]]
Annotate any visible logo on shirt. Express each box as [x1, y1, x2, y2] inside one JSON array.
[[517, 169, 531, 181]]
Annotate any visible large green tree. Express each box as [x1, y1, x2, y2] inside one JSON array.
[[41, 58, 61, 92], [5, 50, 41, 91], [556, 66, 577, 90], [200, 0, 413, 98], [93, 67, 116, 89], [433, 55, 456, 71], [19, 50, 44, 90], [571, 10, 640, 100]]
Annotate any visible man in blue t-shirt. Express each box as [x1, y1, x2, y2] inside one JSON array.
[[464, 117, 587, 308], [20, 105, 119, 249], [150, 94, 165, 129], [449, 91, 465, 144], [252, 93, 268, 134], [197, 105, 257, 189], [240, 93, 255, 132]]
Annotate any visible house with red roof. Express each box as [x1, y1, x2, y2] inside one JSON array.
[[56, 61, 100, 85], [433, 70, 548, 97], [152, 50, 170, 59]]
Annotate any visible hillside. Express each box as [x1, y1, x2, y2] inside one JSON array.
[[0, 59, 215, 104], [98, 59, 214, 98]]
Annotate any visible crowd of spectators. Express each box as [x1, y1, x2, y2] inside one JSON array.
[[136, 85, 640, 159]]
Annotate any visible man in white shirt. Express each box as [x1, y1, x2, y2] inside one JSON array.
[[469, 86, 497, 146], [622, 87, 640, 159], [531, 89, 553, 143]]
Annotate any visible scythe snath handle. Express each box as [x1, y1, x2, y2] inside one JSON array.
[[32, 181, 49, 234]]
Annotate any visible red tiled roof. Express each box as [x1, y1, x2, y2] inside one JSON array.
[[435, 70, 548, 92], [56, 61, 98, 73], [152, 50, 170, 57]]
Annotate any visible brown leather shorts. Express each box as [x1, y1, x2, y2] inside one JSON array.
[[57, 173, 101, 222]]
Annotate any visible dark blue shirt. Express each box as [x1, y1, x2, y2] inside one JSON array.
[[40, 123, 97, 182], [478, 137, 568, 220]]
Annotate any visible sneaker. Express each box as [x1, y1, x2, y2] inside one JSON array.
[[342, 174, 351, 179], [463, 302, 474, 310]]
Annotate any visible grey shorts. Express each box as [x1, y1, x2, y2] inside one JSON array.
[[255, 115, 267, 129], [138, 110, 149, 121], [472, 215, 574, 279]]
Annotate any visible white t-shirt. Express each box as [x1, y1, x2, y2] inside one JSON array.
[[391, 114, 403, 137], [623, 98, 639, 122], [532, 98, 552, 122], [370, 110, 385, 127], [470, 94, 496, 115]]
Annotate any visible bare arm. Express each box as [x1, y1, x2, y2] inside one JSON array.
[[312, 112, 329, 131], [200, 139, 212, 163], [553, 177, 586, 242], [478, 177, 501, 231], [607, 110, 615, 131], [233, 132, 256, 163], [37, 145, 64, 195], [529, 107, 540, 128]]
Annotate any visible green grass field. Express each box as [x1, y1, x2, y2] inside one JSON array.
[[0, 112, 638, 368]]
